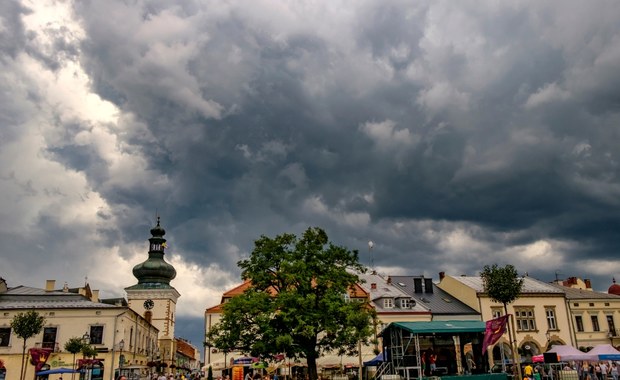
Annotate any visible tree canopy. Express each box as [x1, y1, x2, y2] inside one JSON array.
[[207, 227, 376, 380], [480, 264, 523, 307]]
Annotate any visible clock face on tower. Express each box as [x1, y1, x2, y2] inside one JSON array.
[[143, 299, 154, 310]]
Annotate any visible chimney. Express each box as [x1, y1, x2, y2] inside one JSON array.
[[371, 283, 377, 290], [584, 279, 592, 289], [387, 276, 392, 284], [413, 278, 423, 293], [424, 278, 434, 294], [92, 290, 99, 302], [439, 272, 445, 281], [45, 280, 56, 292], [0, 278, 7, 293]]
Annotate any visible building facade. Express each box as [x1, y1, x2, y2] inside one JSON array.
[[0, 278, 158, 380], [551, 276, 620, 350], [437, 273, 574, 366], [0, 218, 198, 380]]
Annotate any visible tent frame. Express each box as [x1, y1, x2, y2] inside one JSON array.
[[378, 321, 486, 380]]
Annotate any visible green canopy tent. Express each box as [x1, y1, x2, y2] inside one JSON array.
[[379, 321, 486, 380]]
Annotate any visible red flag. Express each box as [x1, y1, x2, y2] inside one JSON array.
[[482, 314, 509, 354], [28, 348, 52, 371]]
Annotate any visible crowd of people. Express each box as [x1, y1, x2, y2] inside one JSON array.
[[521, 361, 619, 380]]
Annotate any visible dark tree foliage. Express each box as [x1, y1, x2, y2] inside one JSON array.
[[480, 264, 523, 306], [207, 227, 376, 380], [11, 310, 45, 380]]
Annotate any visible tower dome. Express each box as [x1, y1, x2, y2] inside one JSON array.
[[609, 278, 620, 296], [130, 217, 177, 288]]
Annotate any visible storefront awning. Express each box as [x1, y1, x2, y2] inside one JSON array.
[[386, 320, 486, 335]]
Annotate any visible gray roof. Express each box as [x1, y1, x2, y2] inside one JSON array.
[[549, 283, 620, 300], [0, 285, 120, 309], [391, 275, 480, 316], [450, 275, 565, 294], [357, 271, 430, 313]]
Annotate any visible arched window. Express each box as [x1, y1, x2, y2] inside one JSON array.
[[519, 341, 540, 362], [492, 342, 512, 364]]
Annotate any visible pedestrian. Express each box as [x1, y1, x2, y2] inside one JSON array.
[[611, 363, 618, 380], [428, 349, 437, 373], [601, 362, 609, 380]]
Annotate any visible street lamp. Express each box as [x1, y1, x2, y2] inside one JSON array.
[[82, 332, 91, 380], [119, 339, 125, 377], [608, 331, 614, 345], [545, 330, 551, 349]]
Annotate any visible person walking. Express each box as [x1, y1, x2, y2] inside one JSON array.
[[610, 363, 618, 380]]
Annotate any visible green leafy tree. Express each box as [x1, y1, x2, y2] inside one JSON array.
[[207, 227, 376, 380], [480, 264, 524, 379], [64, 337, 86, 371], [11, 310, 46, 380], [81, 343, 98, 359]]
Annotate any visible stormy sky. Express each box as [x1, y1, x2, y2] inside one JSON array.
[[2, 0, 620, 356]]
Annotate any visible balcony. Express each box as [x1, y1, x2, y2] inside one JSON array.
[[35, 342, 60, 352]]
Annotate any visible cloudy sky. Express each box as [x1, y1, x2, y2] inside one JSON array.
[[3, 0, 620, 357]]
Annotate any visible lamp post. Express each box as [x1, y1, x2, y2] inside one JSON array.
[[119, 339, 125, 378], [82, 332, 91, 380], [545, 330, 551, 350], [608, 331, 614, 346]]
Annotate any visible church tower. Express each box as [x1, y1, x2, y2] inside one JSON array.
[[125, 217, 180, 363]]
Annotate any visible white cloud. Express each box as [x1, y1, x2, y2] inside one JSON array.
[[416, 82, 471, 114], [524, 82, 571, 109], [360, 119, 416, 150]]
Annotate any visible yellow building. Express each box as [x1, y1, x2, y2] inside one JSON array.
[[0, 278, 158, 380], [0, 218, 198, 380], [437, 273, 573, 366], [551, 276, 620, 350]]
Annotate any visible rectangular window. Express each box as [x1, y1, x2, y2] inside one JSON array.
[[607, 315, 617, 336], [42, 327, 57, 350], [546, 308, 557, 330], [0, 327, 10, 346], [383, 298, 394, 308], [491, 308, 503, 319], [575, 316, 584, 332], [89, 325, 104, 345], [591, 316, 600, 332], [515, 308, 536, 331], [400, 299, 410, 308]]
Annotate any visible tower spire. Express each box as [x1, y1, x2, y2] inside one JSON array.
[[128, 217, 177, 289]]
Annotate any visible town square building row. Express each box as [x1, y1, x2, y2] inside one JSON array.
[[0, 219, 200, 380], [204, 271, 620, 373]]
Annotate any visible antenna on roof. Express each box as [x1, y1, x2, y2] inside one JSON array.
[[555, 270, 562, 282], [368, 241, 374, 269]]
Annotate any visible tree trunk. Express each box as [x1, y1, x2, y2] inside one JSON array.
[[307, 354, 318, 380], [504, 304, 522, 380], [20, 338, 26, 380]]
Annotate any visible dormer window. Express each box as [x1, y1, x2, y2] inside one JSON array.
[[384, 298, 394, 308], [400, 299, 411, 308]]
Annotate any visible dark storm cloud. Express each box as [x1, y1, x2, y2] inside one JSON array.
[[3, 0, 620, 360], [61, 0, 620, 291]]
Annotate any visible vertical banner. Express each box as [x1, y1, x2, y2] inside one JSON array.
[[29, 348, 52, 372], [482, 315, 510, 354]]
